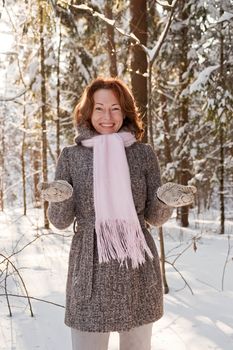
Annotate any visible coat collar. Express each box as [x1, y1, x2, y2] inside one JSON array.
[[74, 124, 99, 145]]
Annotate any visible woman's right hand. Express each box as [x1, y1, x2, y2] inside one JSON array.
[[38, 180, 73, 203], [157, 182, 196, 207]]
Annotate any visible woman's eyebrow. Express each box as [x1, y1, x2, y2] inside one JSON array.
[[95, 103, 120, 106]]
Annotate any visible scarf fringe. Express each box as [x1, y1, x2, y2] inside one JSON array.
[[96, 219, 153, 269]]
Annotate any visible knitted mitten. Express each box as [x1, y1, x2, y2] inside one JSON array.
[[157, 182, 197, 207], [38, 180, 73, 202]]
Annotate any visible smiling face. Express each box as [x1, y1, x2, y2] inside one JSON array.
[[91, 89, 124, 134]]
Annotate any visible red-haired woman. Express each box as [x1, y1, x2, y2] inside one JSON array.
[[40, 77, 196, 350]]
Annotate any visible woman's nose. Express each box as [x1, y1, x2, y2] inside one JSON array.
[[103, 109, 112, 120]]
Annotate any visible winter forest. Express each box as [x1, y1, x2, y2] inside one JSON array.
[[0, 0, 233, 349]]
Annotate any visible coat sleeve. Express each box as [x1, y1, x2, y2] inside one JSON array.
[[144, 144, 173, 227], [47, 147, 75, 230]]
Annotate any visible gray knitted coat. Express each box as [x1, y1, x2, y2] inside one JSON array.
[[48, 125, 173, 333]]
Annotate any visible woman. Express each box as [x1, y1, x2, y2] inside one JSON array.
[[40, 77, 196, 350]]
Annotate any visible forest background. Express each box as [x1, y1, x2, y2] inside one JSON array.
[[1, 0, 233, 233], [0, 0, 233, 231]]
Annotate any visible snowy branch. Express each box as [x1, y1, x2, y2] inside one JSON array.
[[0, 72, 37, 101], [147, 0, 180, 64], [215, 11, 233, 24], [189, 65, 220, 93], [0, 87, 30, 101], [2, 164, 55, 199], [155, 0, 176, 9], [71, 4, 142, 46], [71, 1, 179, 64]]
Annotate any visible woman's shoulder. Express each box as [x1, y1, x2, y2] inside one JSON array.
[[131, 142, 159, 168], [61, 143, 86, 152], [133, 142, 156, 155], [58, 144, 87, 161]]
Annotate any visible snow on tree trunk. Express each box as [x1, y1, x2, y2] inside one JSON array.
[[104, 0, 118, 77]]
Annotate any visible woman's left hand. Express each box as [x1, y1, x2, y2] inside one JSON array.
[[157, 182, 197, 207], [38, 180, 73, 203]]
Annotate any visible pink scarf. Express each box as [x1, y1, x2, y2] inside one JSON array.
[[81, 131, 153, 268]]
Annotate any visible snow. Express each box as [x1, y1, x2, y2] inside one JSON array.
[[72, 4, 116, 26], [189, 65, 220, 93], [93, 12, 116, 27], [216, 12, 233, 24], [194, 173, 204, 181], [1, 207, 233, 349], [44, 55, 56, 67]]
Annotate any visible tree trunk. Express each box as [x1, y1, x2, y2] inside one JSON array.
[[161, 93, 172, 164], [21, 102, 27, 216], [56, 15, 62, 159], [0, 117, 5, 211], [32, 143, 41, 207], [104, 0, 118, 77], [130, 0, 148, 142], [159, 227, 169, 294], [219, 6, 225, 234], [178, 1, 190, 227], [39, 2, 49, 229], [219, 124, 225, 234], [147, 63, 154, 147]]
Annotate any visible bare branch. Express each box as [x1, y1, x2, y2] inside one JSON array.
[[0, 253, 34, 316], [4, 261, 12, 317], [165, 259, 194, 295], [1, 231, 71, 265], [196, 278, 221, 292], [221, 234, 232, 291], [0, 292, 65, 309]]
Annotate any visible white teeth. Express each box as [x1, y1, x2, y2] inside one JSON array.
[[101, 124, 114, 127]]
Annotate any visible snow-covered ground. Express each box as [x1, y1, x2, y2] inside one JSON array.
[[0, 207, 233, 350]]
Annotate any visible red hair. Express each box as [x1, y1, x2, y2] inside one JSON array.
[[73, 77, 144, 140]]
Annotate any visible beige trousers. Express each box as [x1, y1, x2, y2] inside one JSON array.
[[71, 323, 153, 350]]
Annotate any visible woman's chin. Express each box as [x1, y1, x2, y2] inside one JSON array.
[[97, 128, 118, 134]]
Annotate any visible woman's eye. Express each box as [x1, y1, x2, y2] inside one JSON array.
[[112, 107, 120, 111], [95, 107, 103, 111]]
